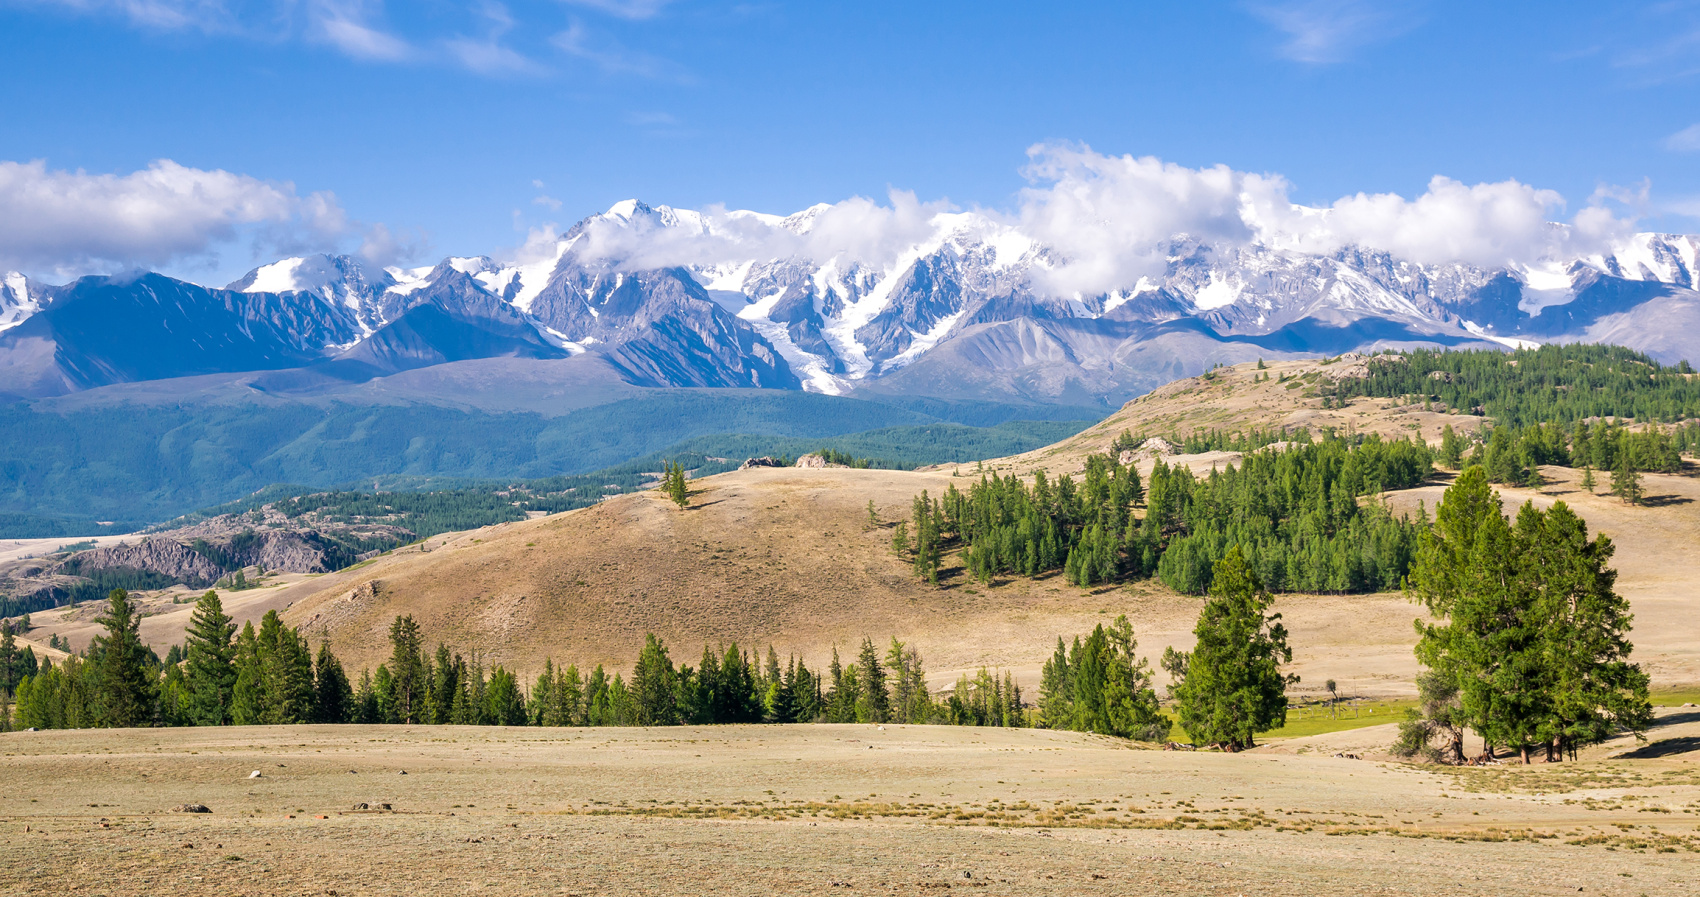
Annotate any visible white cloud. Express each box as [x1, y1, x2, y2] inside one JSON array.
[[0, 158, 352, 276], [445, 1, 546, 75], [565, 190, 953, 274], [552, 19, 682, 79], [1663, 123, 1700, 152], [305, 0, 411, 61], [533, 144, 1642, 299], [356, 221, 428, 268], [15, 0, 418, 64], [8, 0, 235, 31], [1245, 0, 1422, 64], [558, 0, 674, 21], [1017, 144, 1274, 295]]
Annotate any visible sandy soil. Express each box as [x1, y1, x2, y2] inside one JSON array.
[[0, 532, 136, 566], [5, 719, 1700, 896]]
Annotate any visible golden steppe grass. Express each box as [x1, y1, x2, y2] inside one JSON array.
[[19, 358, 1698, 706], [5, 713, 1700, 896]]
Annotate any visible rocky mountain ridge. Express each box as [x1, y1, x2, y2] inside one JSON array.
[[3, 201, 1698, 406]]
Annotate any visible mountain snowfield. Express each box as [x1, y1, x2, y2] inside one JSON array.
[[2, 199, 1699, 406]]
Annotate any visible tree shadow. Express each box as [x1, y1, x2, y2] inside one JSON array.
[[1615, 736, 1700, 759], [1640, 493, 1694, 507], [685, 500, 727, 511], [1651, 710, 1700, 728]]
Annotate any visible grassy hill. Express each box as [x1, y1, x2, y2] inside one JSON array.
[[26, 352, 1700, 704]]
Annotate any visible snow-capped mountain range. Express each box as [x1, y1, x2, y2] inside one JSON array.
[[3, 199, 1699, 407]]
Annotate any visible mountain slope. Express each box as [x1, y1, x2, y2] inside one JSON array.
[[3, 204, 1699, 406]]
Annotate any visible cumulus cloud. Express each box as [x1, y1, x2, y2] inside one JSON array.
[[0, 158, 352, 276], [1013, 143, 1640, 295], [564, 190, 953, 274], [531, 144, 1640, 300], [1017, 144, 1281, 295]]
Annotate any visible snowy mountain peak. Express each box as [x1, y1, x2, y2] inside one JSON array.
[[1, 271, 40, 332]]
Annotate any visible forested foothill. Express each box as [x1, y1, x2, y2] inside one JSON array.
[[897, 431, 1433, 595]]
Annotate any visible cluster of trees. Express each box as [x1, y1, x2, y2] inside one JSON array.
[[899, 433, 1433, 595], [658, 462, 690, 509], [1338, 345, 1700, 425], [0, 591, 1035, 733], [1396, 467, 1652, 764], [1142, 435, 1432, 594], [1038, 615, 1168, 741], [2, 590, 1307, 753], [1035, 550, 1300, 750], [1437, 420, 1681, 504]]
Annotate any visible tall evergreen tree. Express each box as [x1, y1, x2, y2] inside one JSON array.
[[1610, 454, 1644, 505], [1163, 548, 1296, 750], [89, 589, 155, 728], [1407, 469, 1651, 762], [181, 591, 236, 726], [313, 641, 353, 724], [387, 616, 426, 724], [632, 633, 679, 725], [852, 638, 890, 723]]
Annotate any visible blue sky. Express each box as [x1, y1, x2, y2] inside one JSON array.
[[2, 0, 1699, 283]]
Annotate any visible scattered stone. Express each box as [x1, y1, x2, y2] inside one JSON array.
[[351, 803, 369, 810], [397, 770, 407, 775], [960, 871, 973, 879], [171, 804, 211, 814], [247, 770, 262, 779], [738, 457, 787, 470], [179, 843, 194, 849]]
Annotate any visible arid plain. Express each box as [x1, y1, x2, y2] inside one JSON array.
[[6, 714, 1700, 897], [8, 359, 1700, 895]]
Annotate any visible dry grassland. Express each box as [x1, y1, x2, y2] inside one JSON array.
[[6, 717, 1700, 896], [20, 358, 1697, 706]]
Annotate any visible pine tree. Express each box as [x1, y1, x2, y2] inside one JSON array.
[[632, 633, 679, 725], [1407, 468, 1651, 763], [387, 615, 426, 724], [485, 667, 527, 725], [854, 637, 889, 723], [181, 591, 236, 726], [660, 462, 690, 509], [1439, 424, 1463, 469], [1163, 547, 1296, 750], [1610, 455, 1644, 505], [313, 641, 353, 724], [89, 589, 155, 728], [1037, 637, 1073, 729], [1579, 464, 1596, 493]]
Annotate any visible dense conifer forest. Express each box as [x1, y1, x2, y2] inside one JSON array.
[[1332, 344, 1700, 426], [900, 432, 1432, 595]]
